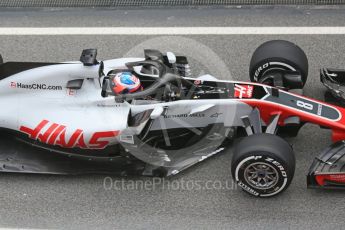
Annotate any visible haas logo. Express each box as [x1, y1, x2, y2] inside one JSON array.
[[234, 84, 254, 98], [20, 120, 119, 149]]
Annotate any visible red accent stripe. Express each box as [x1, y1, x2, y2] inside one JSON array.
[[75, 133, 87, 149], [38, 123, 59, 143], [89, 131, 120, 149], [19, 120, 49, 139], [241, 99, 345, 142], [315, 174, 345, 186], [47, 125, 66, 145], [55, 129, 83, 148]]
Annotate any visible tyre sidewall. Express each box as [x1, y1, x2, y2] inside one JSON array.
[[250, 58, 306, 84], [233, 151, 290, 197], [249, 40, 308, 87]]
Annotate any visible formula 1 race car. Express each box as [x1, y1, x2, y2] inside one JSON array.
[[1, 40, 345, 197]]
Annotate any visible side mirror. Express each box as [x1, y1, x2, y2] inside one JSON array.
[[150, 106, 164, 119], [166, 52, 176, 64]]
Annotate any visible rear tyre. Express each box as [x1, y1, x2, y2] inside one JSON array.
[[231, 134, 295, 197], [249, 40, 308, 88]]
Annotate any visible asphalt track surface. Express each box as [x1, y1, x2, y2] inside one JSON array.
[[1, 6, 345, 230]]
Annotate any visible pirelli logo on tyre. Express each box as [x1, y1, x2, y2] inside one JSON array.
[[10, 82, 63, 91]]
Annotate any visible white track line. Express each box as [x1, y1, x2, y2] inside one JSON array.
[[0, 229, 43, 230], [0, 27, 345, 35]]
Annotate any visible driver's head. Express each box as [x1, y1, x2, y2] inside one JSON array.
[[111, 72, 142, 95]]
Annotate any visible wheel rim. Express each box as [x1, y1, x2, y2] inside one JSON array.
[[243, 162, 279, 190]]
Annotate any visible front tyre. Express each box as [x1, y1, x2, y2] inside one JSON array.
[[249, 40, 308, 89], [231, 134, 295, 197]]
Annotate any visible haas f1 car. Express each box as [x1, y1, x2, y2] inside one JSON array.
[[1, 40, 345, 197]]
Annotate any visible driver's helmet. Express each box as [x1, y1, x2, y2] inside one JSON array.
[[111, 72, 142, 95]]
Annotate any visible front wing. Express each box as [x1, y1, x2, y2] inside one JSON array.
[[308, 141, 345, 189]]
